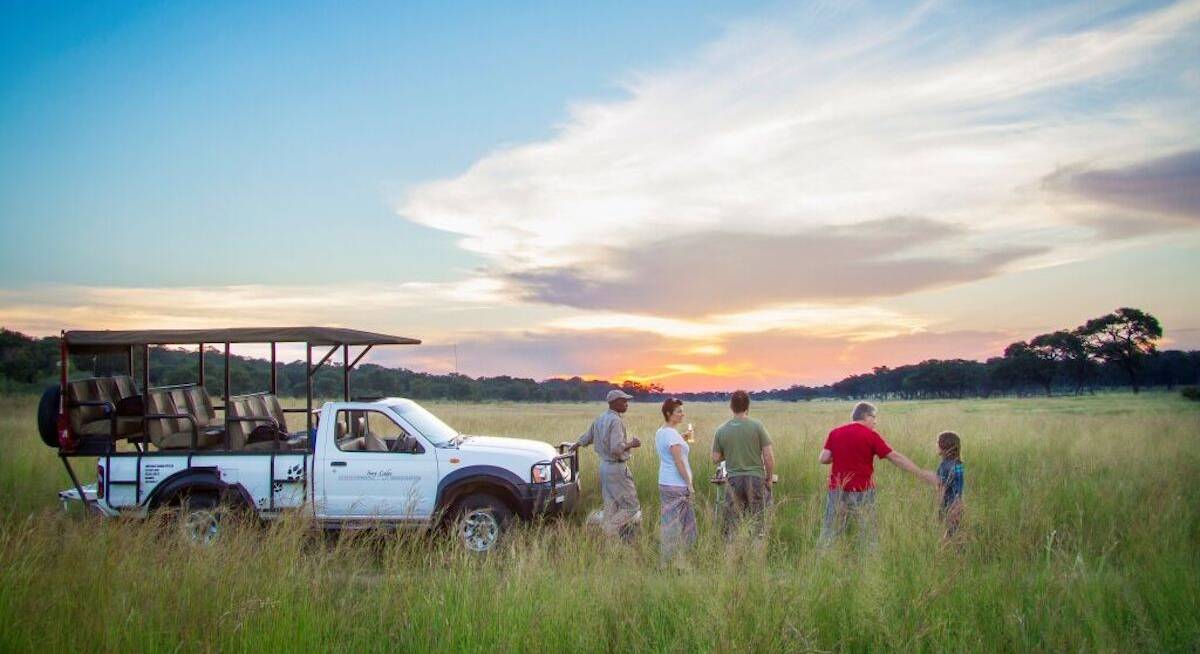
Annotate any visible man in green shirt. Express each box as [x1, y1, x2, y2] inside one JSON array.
[[712, 390, 775, 539]]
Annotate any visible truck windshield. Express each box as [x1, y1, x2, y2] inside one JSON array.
[[396, 403, 459, 446]]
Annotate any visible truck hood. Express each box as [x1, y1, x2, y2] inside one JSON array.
[[455, 435, 558, 459]]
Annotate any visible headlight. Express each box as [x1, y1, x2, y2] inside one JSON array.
[[532, 463, 551, 483]]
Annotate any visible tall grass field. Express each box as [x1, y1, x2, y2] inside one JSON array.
[[2, 393, 1198, 652]]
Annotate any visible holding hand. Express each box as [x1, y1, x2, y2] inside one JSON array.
[[920, 470, 939, 486], [627, 436, 642, 450]]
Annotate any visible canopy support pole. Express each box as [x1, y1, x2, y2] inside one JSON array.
[[306, 344, 313, 434], [342, 345, 349, 401]]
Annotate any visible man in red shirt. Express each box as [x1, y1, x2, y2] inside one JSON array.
[[818, 402, 937, 546]]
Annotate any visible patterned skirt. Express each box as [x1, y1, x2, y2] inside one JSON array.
[[659, 484, 697, 560]]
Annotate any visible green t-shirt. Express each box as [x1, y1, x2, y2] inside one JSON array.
[[713, 417, 772, 478]]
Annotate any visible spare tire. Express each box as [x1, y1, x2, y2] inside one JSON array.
[[37, 385, 62, 448]]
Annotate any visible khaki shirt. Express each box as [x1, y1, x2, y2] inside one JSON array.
[[576, 409, 630, 463]]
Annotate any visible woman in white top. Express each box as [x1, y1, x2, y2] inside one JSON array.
[[656, 398, 696, 562]]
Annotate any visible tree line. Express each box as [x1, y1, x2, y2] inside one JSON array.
[[732, 308, 1197, 402], [0, 308, 1195, 402]]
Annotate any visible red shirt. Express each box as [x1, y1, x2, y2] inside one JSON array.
[[824, 422, 894, 491]]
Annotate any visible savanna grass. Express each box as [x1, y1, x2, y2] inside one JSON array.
[[1, 393, 1198, 652]]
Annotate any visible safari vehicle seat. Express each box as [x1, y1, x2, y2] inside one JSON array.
[[65, 375, 143, 440], [227, 394, 295, 451], [144, 389, 223, 450], [337, 434, 387, 452], [334, 419, 388, 452], [182, 386, 222, 429], [263, 394, 289, 432]]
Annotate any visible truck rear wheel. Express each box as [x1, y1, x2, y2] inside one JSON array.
[[178, 494, 224, 545], [36, 385, 61, 448], [453, 493, 512, 553]]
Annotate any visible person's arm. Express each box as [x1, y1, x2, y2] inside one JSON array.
[[762, 444, 775, 487], [608, 420, 639, 459], [886, 451, 939, 485], [571, 422, 594, 451], [711, 436, 724, 464], [819, 431, 833, 464], [669, 443, 693, 492]]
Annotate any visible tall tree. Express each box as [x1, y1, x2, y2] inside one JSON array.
[[1078, 308, 1162, 393]]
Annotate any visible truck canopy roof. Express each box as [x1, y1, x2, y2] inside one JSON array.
[[63, 327, 421, 354]]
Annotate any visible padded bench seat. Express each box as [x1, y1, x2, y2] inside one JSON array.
[[66, 375, 143, 441], [227, 394, 300, 451], [145, 388, 223, 450]]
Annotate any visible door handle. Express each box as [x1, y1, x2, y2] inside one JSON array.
[[330, 461, 347, 467]]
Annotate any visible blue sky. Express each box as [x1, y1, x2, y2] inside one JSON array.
[[1, 0, 763, 285], [1, 1, 1198, 390]]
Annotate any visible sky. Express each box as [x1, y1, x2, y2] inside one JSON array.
[[1, 0, 1198, 391]]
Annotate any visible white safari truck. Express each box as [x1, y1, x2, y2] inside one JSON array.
[[40, 327, 579, 552]]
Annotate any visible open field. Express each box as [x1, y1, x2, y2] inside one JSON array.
[[2, 393, 1198, 652]]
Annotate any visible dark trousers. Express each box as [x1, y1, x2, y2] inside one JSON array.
[[722, 475, 768, 539]]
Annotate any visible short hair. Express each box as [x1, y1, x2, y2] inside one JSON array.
[[938, 431, 962, 460], [730, 390, 750, 414], [661, 397, 683, 421], [852, 402, 876, 421]]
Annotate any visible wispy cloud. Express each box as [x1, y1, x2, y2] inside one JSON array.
[[401, 0, 1200, 315], [0, 280, 512, 335]]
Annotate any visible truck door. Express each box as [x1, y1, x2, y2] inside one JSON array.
[[319, 407, 439, 521]]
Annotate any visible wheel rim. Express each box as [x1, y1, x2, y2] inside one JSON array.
[[182, 509, 220, 545], [460, 510, 500, 552]]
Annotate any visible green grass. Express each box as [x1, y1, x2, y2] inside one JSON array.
[[2, 393, 1198, 652]]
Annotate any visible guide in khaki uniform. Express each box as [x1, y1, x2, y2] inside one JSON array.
[[572, 389, 642, 542]]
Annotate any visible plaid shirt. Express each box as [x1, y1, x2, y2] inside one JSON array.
[[938, 459, 965, 510]]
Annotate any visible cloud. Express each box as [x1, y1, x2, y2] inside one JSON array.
[[507, 216, 1045, 316], [1046, 148, 1200, 220], [546, 301, 928, 342], [400, 0, 1200, 315], [0, 279, 514, 337]]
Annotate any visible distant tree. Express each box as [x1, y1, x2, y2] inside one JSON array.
[[1002, 341, 1056, 396], [1078, 308, 1162, 393], [1029, 330, 1094, 394]]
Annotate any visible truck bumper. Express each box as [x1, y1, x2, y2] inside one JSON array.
[[58, 484, 119, 517], [519, 480, 580, 519]]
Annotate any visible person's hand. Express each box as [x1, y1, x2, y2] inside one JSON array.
[[627, 437, 642, 450], [920, 470, 939, 486], [687, 484, 695, 496]]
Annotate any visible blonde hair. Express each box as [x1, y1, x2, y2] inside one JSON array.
[[851, 402, 876, 422]]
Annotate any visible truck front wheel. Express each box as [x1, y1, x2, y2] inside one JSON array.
[[453, 493, 512, 553]]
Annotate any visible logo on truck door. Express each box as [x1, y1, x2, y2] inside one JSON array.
[[338, 469, 418, 482]]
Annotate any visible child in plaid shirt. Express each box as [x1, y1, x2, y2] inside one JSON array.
[[936, 431, 965, 539]]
